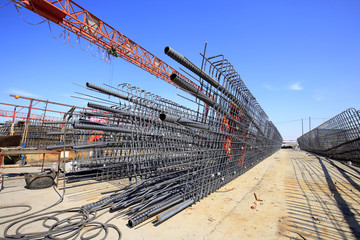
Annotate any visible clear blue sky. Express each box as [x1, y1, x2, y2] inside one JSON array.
[[1, 0, 359, 139]]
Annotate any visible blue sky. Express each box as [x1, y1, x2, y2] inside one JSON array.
[[0, 0, 359, 139]]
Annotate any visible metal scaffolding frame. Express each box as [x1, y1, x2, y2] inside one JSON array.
[[297, 108, 360, 162]]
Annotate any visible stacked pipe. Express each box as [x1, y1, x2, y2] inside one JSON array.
[[62, 47, 282, 226], [297, 108, 360, 162]]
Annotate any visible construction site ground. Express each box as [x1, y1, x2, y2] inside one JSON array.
[[0, 149, 359, 239]]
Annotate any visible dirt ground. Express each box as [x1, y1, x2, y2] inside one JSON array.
[[0, 149, 359, 239]]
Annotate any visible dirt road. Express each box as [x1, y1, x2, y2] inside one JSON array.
[[0, 149, 359, 239]]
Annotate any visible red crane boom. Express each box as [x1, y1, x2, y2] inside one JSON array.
[[14, 0, 195, 88]]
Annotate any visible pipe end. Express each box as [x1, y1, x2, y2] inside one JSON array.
[[170, 73, 177, 81], [164, 46, 171, 54], [128, 219, 135, 228], [159, 113, 166, 121]]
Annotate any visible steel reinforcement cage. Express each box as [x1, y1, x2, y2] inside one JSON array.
[[297, 108, 360, 162], [51, 47, 282, 226]]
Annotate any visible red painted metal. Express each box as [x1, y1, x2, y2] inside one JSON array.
[[12, 106, 17, 123], [8, 95, 107, 114], [25, 100, 33, 124], [0, 102, 67, 115], [9, 94, 81, 109], [15, 0, 198, 89], [0, 109, 63, 121]]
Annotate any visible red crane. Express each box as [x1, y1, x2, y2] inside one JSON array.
[[12, 0, 197, 89]]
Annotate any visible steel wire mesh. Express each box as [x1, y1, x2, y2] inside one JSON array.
[[297, 108, 360, 162], [59, 47, 282, 226]]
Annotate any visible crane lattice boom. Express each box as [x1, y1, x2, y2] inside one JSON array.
[[15, 0, 196, 88]]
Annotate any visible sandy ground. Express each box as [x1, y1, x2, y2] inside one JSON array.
[[0, 149, 359, 239]]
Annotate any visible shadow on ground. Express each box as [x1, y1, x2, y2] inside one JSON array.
[[279, 150, 360, 240]]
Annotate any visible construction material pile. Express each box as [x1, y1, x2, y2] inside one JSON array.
[[57, 47, 282, 226], [298, 108, 360, 163], [0, 120, 74, 148]]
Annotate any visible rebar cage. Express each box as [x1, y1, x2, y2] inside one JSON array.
[[47, 47, 282, 226], [297, 108, 360, 163]]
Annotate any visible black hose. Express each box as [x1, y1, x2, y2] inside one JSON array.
[[0, 205, 31, 219]]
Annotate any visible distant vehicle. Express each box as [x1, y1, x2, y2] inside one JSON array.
[[281, 140, 297, 149], [281, 143, 293, 149]]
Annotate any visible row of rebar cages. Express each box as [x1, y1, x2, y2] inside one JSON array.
[[297, 108, 360, 163], [0, 118, 78, 148], [0, 121, 24, 137], [62, 46, 282, 226], [0, 98, 92, 148]]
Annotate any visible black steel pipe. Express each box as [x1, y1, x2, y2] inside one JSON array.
[[160, 113, 210, 131], [156, 198, 194, 223], [86, 82, 162, 112], [169, 74, 231, 120], [169, 73, 216, 107], [128, 194, 182, 227], [165, 46, 264, 136]]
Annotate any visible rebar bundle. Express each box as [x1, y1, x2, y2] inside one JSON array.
[[0, 120, 77, 148], [297, 108, 360, 162], [59, 47, 282, 226]]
